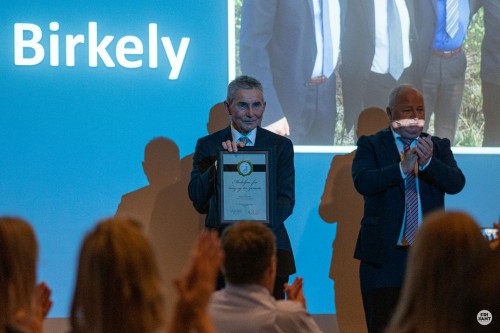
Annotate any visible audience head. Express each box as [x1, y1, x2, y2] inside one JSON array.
[[386, 84, 425, 140], [0, 217, 38, 332], [387, 210, 491, 333], [221, 221, 276, 288], [70, 217, 165, 333], [225, 76, 265, 135]]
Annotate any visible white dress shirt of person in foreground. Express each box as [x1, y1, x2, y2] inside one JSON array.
[[209, 221, 322, 333]]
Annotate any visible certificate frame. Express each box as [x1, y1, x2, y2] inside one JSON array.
[[217, 147, 275, 226]]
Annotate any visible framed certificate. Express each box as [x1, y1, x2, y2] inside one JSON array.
[[218, 147, 274, 226]]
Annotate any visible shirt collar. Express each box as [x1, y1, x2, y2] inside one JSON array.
[[230, 124, 257, 145]]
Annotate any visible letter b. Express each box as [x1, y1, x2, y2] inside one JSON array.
[[15, 23, 45, 65]]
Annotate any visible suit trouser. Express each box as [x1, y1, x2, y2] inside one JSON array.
[[422, 51, 466, 145], [361, 287, 401, 333], [289, 75, 337, 145], [482, 80, 500, 146]]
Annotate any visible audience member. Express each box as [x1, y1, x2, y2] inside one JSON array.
[[0, 217, 52, 333], [168, 231, 222, 333], [461, 249, 500, 332], [209, 221, 322, 333], [70, 218, 165, 333], [70, 218, 220, 333], [386, 210, 491, 333]]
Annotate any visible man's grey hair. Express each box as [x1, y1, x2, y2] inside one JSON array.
[[387, 84, 419, 110], [226, 75, 264, 104]]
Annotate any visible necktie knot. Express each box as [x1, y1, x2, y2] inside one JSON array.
[[400, 137, 413, 151], [239, 136, 249, 145]]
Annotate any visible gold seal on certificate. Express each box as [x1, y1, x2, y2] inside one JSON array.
[[218, 148, 274, 225], [237, 160, 253, 176]]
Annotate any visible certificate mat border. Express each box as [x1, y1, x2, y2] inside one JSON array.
[[217, 147, 275, 226]]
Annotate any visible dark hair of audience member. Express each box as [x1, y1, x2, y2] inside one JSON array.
[[221, 221, 276, 285], [461, 249, 500, 332], [0, 217, 38, 333], [386, 210, 491, 333], [70, 218, 165, 333]]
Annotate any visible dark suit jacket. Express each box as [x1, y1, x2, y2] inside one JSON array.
[[352, 128, 465, 285], [481, 0, 500, 85], [239, 0, 345, 127], [340, 0, 419, 130], [188, 126, 296, 275]]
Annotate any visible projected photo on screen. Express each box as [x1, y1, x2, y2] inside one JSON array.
[[232, 0, 500, 148]]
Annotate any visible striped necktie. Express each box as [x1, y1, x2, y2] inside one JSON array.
[[446, 0, 460, 38], [401, 137, 419, 245]]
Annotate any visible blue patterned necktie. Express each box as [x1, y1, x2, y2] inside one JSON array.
[[401, 137, 418, 245], [239, 136, 249, 145]]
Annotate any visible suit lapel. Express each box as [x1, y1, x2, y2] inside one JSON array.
[[381, 129, 400, 163], [254, 127, 267, 147], [380, 129, 406, 193], [217, 126, 233, 143]]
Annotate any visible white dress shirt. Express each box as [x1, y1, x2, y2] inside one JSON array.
[[209, 284, 323, 333], [372, 0, 413, 74]]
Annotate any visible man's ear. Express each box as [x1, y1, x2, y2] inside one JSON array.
[[386, 106, 393, 121], [224, 101, 232, 115]]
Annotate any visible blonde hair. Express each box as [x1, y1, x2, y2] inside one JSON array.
[[386, 211, 490, 333], [0, 217, 38, 333], [70, 218, 165, 333]]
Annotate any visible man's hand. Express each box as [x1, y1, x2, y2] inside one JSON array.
[[222, 140, 246, 153], [415, 136, 433, 166], [284, 277, 306, 308], [401, 147, 418, 174], [35, 282, 53, 320], [171, 231, 222, 329], [264, 117, 290, 136]]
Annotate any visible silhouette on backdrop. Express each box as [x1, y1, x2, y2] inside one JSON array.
[[319, 107, 388, 333], [115, 137, 181, 231], [148, 102, 229, 325]]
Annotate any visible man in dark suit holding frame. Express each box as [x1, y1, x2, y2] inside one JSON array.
[[188, 75, 295, 299]]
